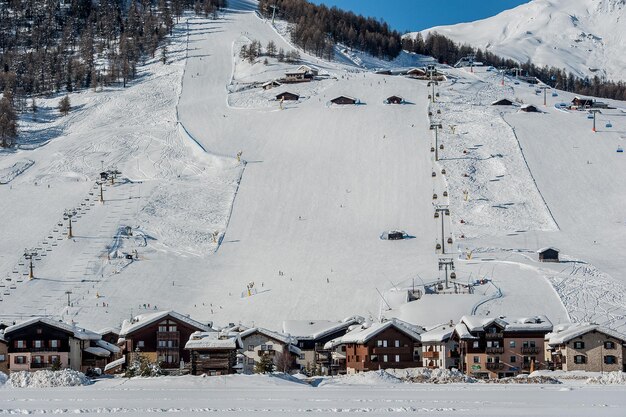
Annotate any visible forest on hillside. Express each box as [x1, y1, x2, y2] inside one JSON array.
[[258, 0, 402, 60], [0, 0, 226, 147], [403, 32, 626, 101]]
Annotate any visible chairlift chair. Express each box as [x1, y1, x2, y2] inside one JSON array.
[[443, 191, 448, 197], [441, 169, 446, 175], [587, 114, 594, 119], [447, 237, 453, 244], [433, 193, 438, 199], [606, 121, 612, 128], [436, 243, 442, 250], [552, 92, 558, 97], [450, 272, 457, 279], [431, 147, 435, 152], [434, 212, 440, 218], [440, 144, 444, 150], [432, 171, 436, 177], [617, 146, 624, 153]]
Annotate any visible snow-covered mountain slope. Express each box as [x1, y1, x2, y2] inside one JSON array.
[[415, 0, 626, 81], [0, 0, 625, 334]]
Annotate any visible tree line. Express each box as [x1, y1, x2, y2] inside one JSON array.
[[0, 0, 227, 148], [403, 32, 626, 101], [258, 0, 402, 60]]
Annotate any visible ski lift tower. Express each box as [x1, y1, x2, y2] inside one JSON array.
[[24, 248, 38, 279], [434, 205, 450, 254], [64, 208, 77, 239], [430, 122, 443, 161], [589, 109, 602, 132], [438, 257, 455, 289]]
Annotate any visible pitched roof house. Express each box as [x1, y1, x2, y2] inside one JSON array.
[[185, 331, 242, 376]]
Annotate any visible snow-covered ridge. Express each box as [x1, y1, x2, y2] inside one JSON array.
[[412, 0, 626, 81]]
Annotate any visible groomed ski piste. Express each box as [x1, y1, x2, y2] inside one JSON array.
[[1, 0, 626, 334]]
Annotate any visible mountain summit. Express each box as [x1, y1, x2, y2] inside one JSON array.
[[416, 0, 626, 81]]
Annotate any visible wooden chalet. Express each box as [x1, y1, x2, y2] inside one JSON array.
[[275, 91, 299, 101], [297, 65, 319, 77], [492, 98, 514, 106], [330, 95, 358, 105], [237, 326, 300, 374], [262, 80, 281, 90], [119, 310, 213, 370], [453, 315, 553, 379], [571, 97, 594, 108], [406, 68, 427, 78], [185, 331, 242, 376], [537, 247, 559, 262], [386, 95, 404, 105], [2, 317, 114, 373], [520, 104, 539, 113], [283, 317, 363, 375], [326, 318, 423, 374]]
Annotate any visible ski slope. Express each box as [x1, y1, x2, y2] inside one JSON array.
[[415, 0, 626, 81], [0, 0, 624, 334]]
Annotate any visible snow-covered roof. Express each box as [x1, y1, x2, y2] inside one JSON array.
[[84, 346, 112, 357], [331, 95, 357, 102], [104, 356, 125, 372], [325, 319, 423, 348], [96, 339, 120, 354], [546, 323, 626, 345], [537, 247, 560, 253], [98, 327, 120, 336], [421, 323, 455, 343], [453, 322, 477, 340], [239, 327, 295, 345], [185, 331, 241, 350], [282, 316, 364, 340], [459, 315, 553, 334], [120, 311, 212, 337], [262, 80, 281, 86], [4, 318, 101, 341]]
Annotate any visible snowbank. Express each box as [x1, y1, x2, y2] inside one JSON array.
[[319, 368, 477, 386], [487, 374, 561, 384], [8, 369, 92, 388], [387, 367, 478, 384], [0, 371, 7, 385], [586, 372, 626, 385]]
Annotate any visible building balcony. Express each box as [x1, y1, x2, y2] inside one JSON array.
[[485, 333, 504, 340], [486, 347, 504, 354], [485, 362, 505, 370], [157, 331, 180, 340], [422, 351, 439, 359], [30, 362, 52, 369], [521, 347, 540, 354], [372, 347, 408, 355]]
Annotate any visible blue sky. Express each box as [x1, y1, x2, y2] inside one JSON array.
[[308, 0, 531, 32]]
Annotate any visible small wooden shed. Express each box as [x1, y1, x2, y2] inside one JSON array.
[[537, 247, 560, 262], [262, 80, 281, 90], [185, 332, 241, 376], [520, 104, 539, 113], [572, 97, 594, 108], [386, 95, 404, 104], [276, 91, 299, 101], [331, 95, 357, 105], [492, 98, 513, 106], [406, 68, 427, 77]]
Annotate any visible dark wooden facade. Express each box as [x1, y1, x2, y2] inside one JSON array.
[[331, 96, 357, 105], [386, 96, 403, 104], [492, 99, 513, 106], [0, 338, 8, 374], [345, 327, 419, 373], [520, 105, 539, 113], [538, 248, 559, 262], [5, 322, 73, 371], [122, 316, 206, 369], [189, 349, 237, 376], [276, 91, 299, 101], [572, 97, 594, 108]]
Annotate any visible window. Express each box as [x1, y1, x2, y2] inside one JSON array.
[[299, 354, 305, 360], [267, 344, 274, 351], [356, 355, 360, 362], [574, 355, 586, 364], [36, 328, 42, 334], [473, 341, 479, 348], [510, 356, 516, 363], [261, 344, 267, 351], [487, 357, 493, 363], [395, 340, 400, 348], [158, 341, 166, 348], [604, 355, 617, 364], [248, 345, 254, 351], [167, 340, 176, 348], [33, 356, 43, 364], [573, 341, 585, 349], [137, 341, 145, 348], [509, 341, 516, 348], [529, 341, 536, 348], [247, 358, 255, 365], [383, 355, 388, 363], [16, 340, 26, 348], [158, 326, 167, 332], [486, 341, 493, 348], [0, 354, 5, 362], [49, 355, 60, 364], [377, 340, 383, 347], [473, 356, 480, 364], [371, 355, 378, 362], [15, 356, 26, 364], [604, 341, 616, 349], [50, 340, 59, 348], [34, 340, 44, 348], [382, 340, 388, 348], [395, 355, 400, 362]]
